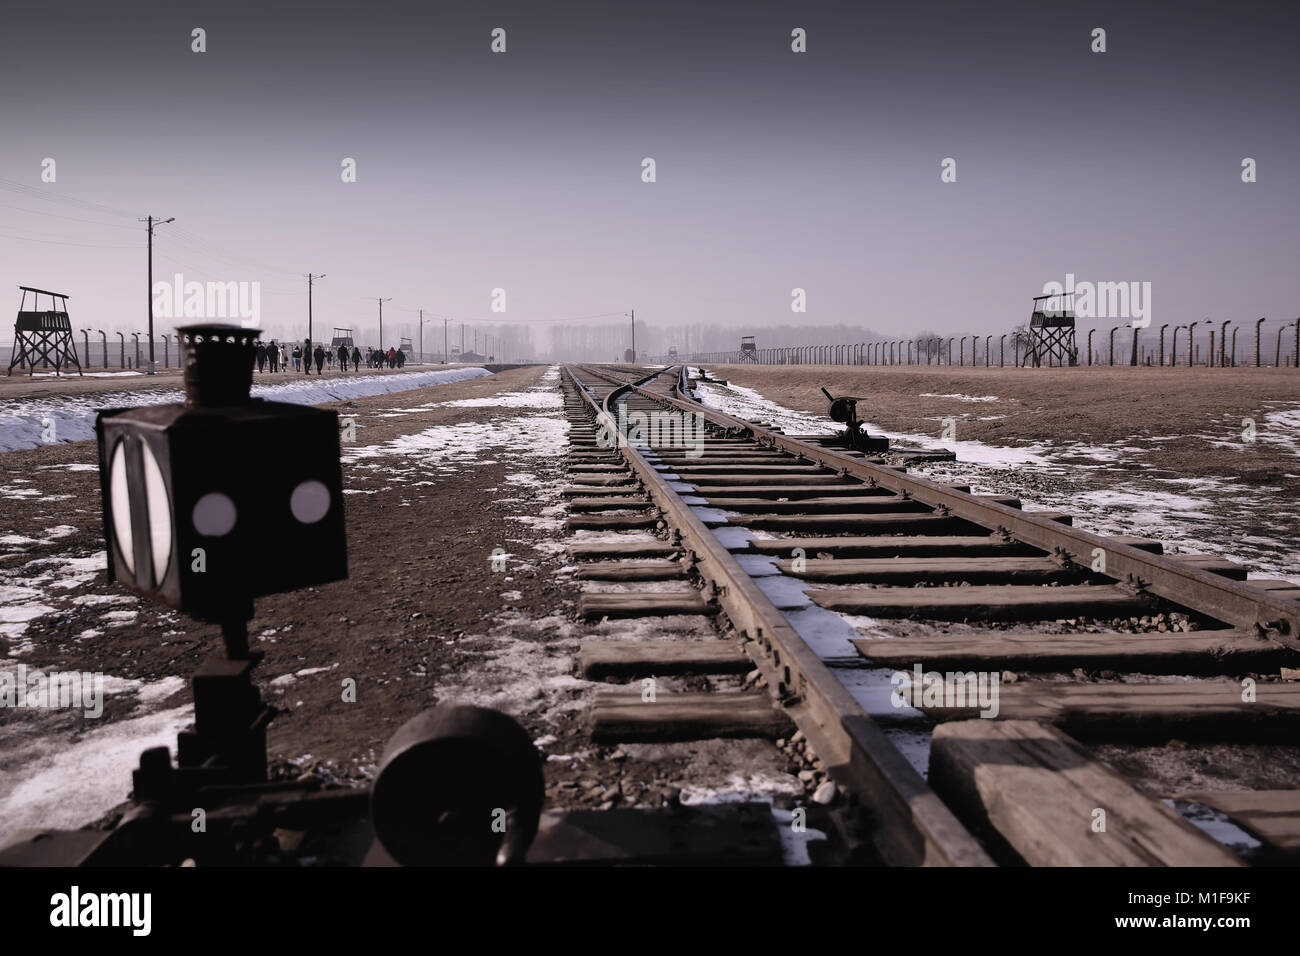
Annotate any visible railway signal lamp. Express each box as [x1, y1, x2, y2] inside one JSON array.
[[95, 323, 347, 792], [820, 387, 889, 454], [95, 324, 347, 629]]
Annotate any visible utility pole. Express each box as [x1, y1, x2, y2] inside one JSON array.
[[140, 214, 175, 374], [306, 274, 326, 346], [627, 308, 635, 361], [377, 297, 392, 350], [443, 317, 450, 363], [418, 309, 423, 362]]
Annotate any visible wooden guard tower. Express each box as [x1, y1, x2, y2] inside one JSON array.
[[1026, 292, 1079, 367], [329, 327, 355, 349], [8, 286, 82, 376], [739, 335, 757, 362]]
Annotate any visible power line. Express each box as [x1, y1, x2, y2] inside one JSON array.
[[0, 202, 137, 230], [0, 177, 137, 219], [0, 230, 136, 249]]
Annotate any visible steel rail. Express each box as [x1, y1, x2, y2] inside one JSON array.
[[633, 367, 1300, 648], [564, 364, 996, 867]]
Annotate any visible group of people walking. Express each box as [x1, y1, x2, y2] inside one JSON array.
[[252, 340, 408, 374]]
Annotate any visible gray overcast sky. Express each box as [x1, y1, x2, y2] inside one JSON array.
[[1, 0, 1297, 349]]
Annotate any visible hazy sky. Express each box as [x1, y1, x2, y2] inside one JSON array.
[[2, 0, 1297, 351]]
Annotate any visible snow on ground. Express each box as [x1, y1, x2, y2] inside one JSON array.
[[0, 701, 193, 847], [918, 392, 1001, 402], [0, 365, 544, 845], [340, 370, 567, 499], [0, 366, 493, 452], [32, 370, 142, 378], [693, 374, 1300, 582]]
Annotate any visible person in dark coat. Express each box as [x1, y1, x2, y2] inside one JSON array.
[[352, 346, 362, 370], [255, 343, 266, 373], [338, 344, 349, 372], [313, 344, 325, 373], [303, 337, 313, 374], [267, 340, 279, 373], [395, 348, 405, 368]]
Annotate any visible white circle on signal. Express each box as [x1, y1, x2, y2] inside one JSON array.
[[109, 442, 134, 574], [142, 444, 173, 584], [290, 480, 330, 524], [192, 492, 237, 537]]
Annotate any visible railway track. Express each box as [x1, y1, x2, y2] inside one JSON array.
[[560, 363, 1300, 866]]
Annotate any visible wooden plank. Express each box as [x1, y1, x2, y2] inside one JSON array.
[[567, 540, 677, 559], [916, 681, 1300, 742], [973, 494, 1022, 509], [851, 629, 1287, 674], [929, 720, 1243, 866], [666, 465, 827, 474], [562, 485, 641, 496], [1244, 579, 1300, 601], [695, 484, 890, 498], [1026, 511, 1073, 525], [656, 456, 795, 465], [1167, 554, 1248, 580], [746, 535, 1040, 559], [568, 475, 635, 486], [590, 691, 793, 742], [567, 496, 652, 511], [568, 464, 629, 473], [1172, 790, 1300, 854], [1107, 536, 1163, 554], [566, 515, 659, 531], [705, 496, 931, 515], [579, 640, 750, 678], [782, 556, 1075, 584], [810, 583, 1147, 620], [579, 590, 712, 619], [737, 513, 979, 534], [681, 473, 849, 486], [574, 560, 685, 581]]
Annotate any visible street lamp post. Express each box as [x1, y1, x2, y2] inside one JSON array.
[[97, 330, 108, 369], [1109, 327, 1118, 366], [1159, 324, 1168, 366], [1189, 321, 1199, 367], [376, 297, 392, 351], [116, 331, 125, 369], [305, 273, 325, 348], [141, 214, 175, 374]]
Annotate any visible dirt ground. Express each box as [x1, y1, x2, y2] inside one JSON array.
[[0, 367, 603, 824], [709, 364, 1300, 490], [0, 363, 813, 850]]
